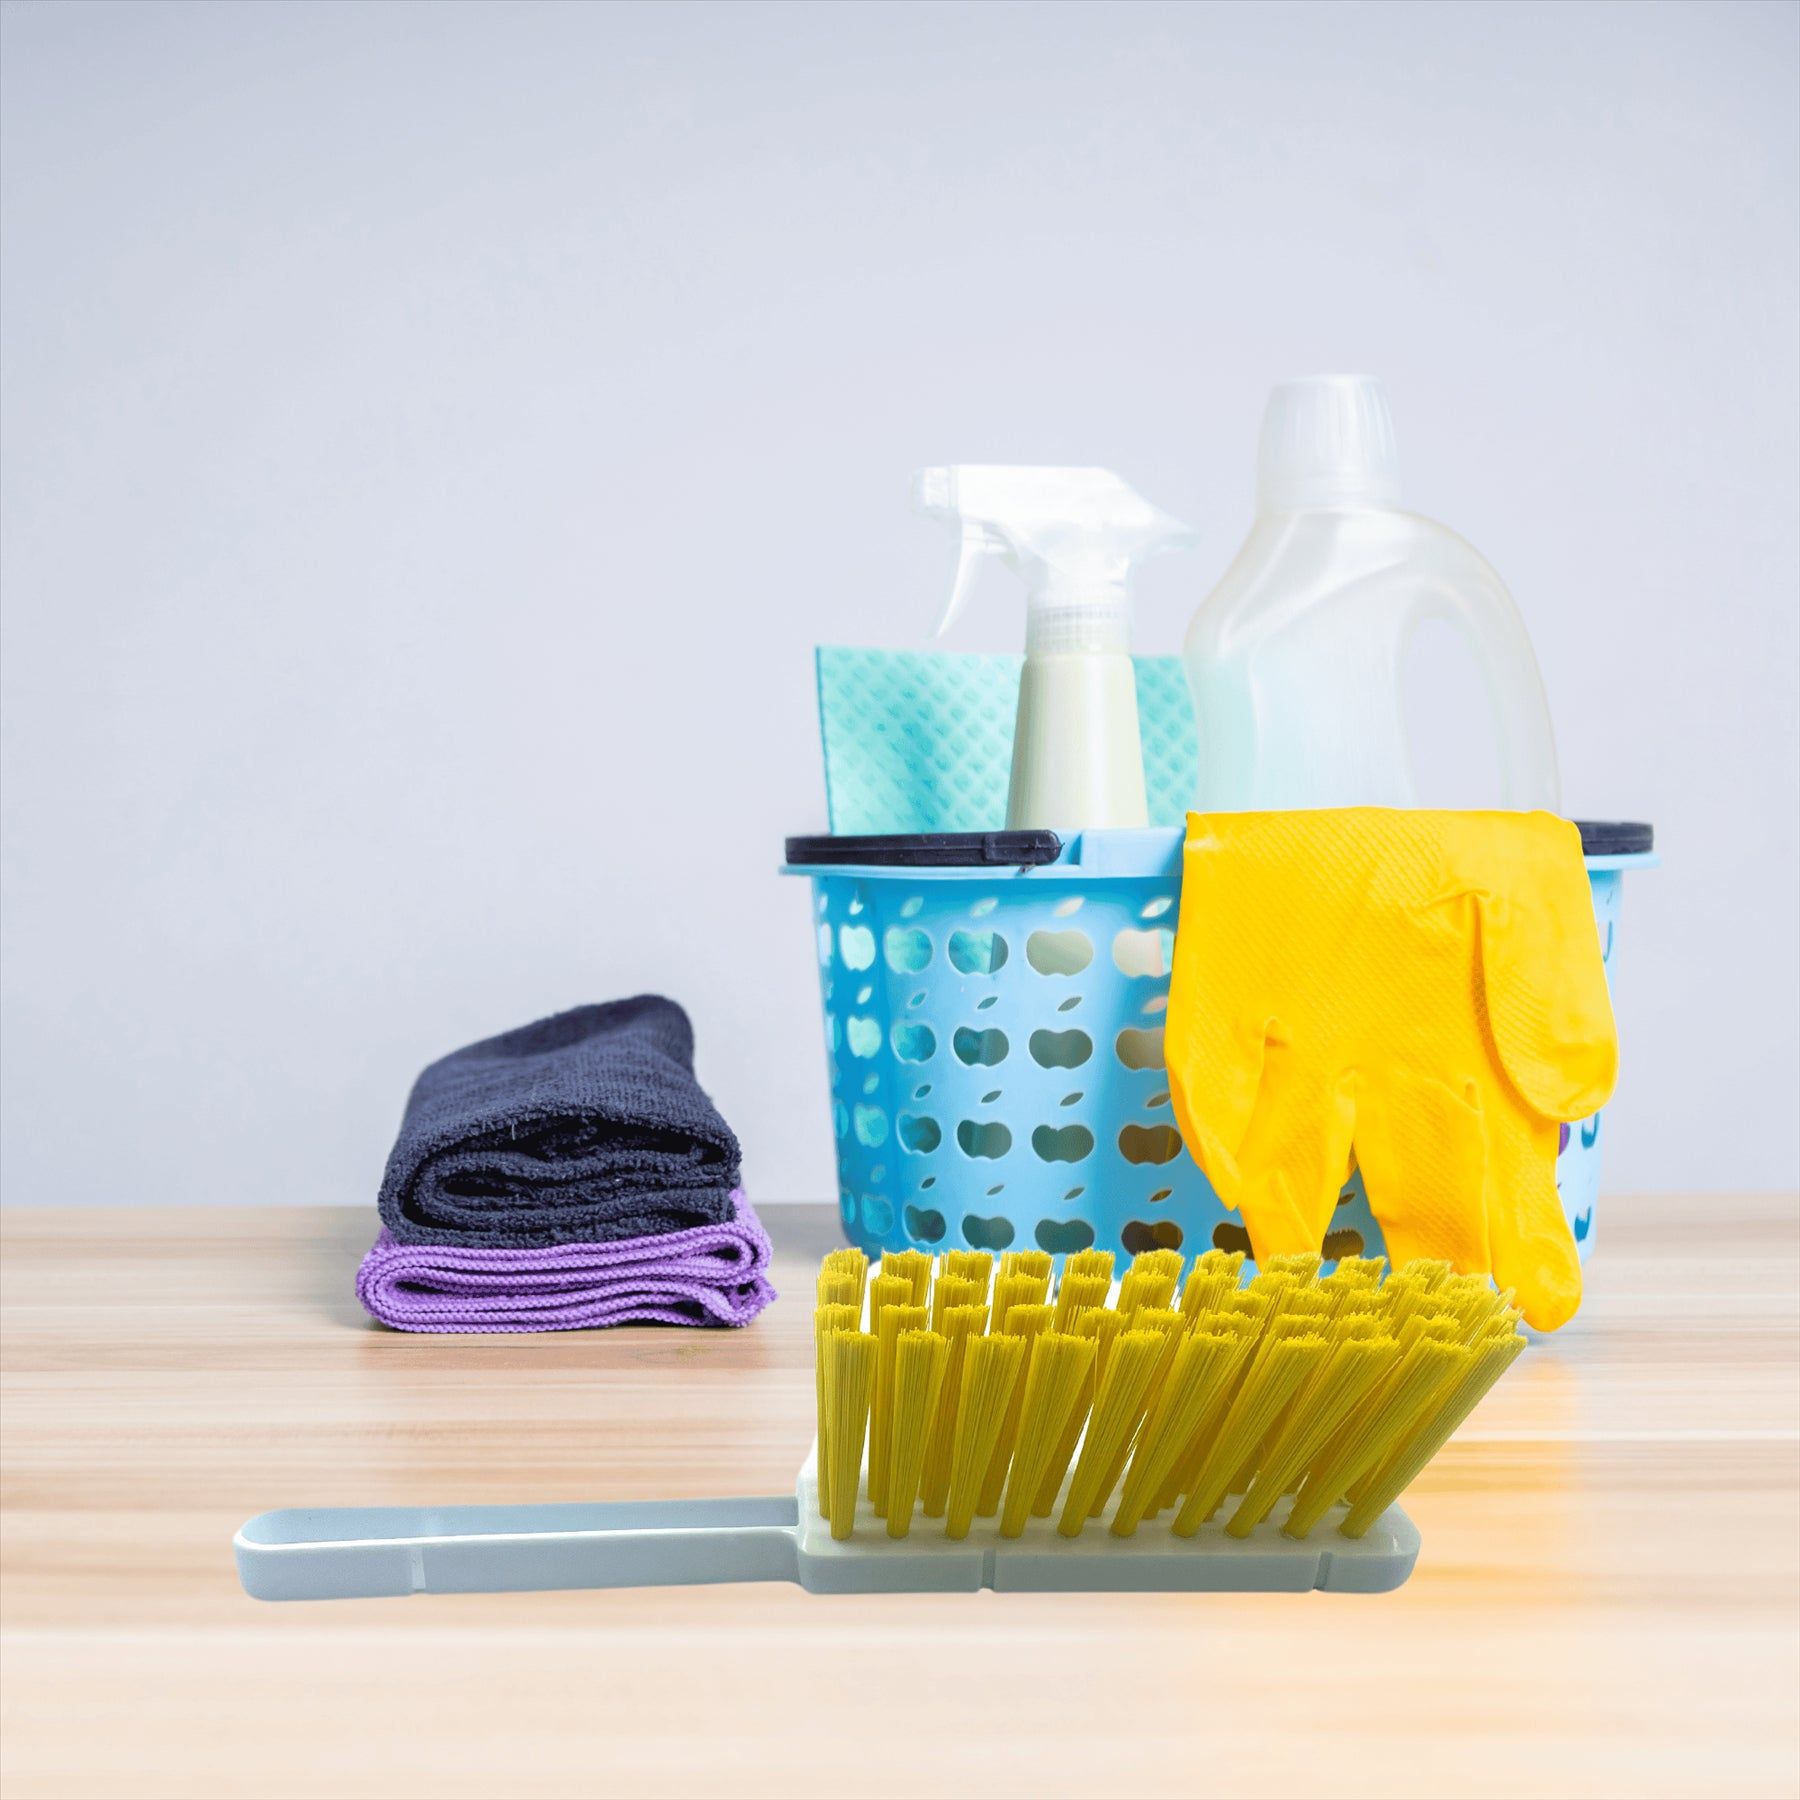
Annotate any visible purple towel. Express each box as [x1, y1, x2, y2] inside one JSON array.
[[356, 1191, 776, 1333]]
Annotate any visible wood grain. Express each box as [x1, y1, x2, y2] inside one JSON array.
[[2, 1197, 1797, 1800]]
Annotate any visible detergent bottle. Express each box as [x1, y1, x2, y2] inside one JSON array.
[[1183, 376, 1561, 811], [917, 466, 1193, 831]]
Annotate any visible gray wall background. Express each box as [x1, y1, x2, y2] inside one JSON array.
[[3, 0, 1796, 1208]]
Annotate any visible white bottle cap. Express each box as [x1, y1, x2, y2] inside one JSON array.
[[1256, 374, 1401, 513]]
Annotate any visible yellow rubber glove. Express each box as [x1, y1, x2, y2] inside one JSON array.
[[1165, 810, 1617, 1331]]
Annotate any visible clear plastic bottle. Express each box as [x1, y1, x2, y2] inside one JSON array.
[[1183, 376, 1560, 812]]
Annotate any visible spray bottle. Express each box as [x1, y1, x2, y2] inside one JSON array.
[[916, 466, 1193, 831]]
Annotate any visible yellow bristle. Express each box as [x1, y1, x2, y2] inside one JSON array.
[[1029, 1395, 1091, 1517], [867, 1272, 910, 1337], [1190, 1311, 1332, 1492], [1243, 1269, 1294, 1311], [1000, 1249, 1053, 1284], [1088, 1307, 1186, 1516], [1261, 1251, 1323, 1282], [882, 1249, 933, 1308], [1215, 1289, 1325, 1466], [1126, 1304, 1181, 1343], [1030, 1307, 1126, 1517], [999, 1333, 1096, 1537], [1219, 1287, 1271, 1322], [929, 1274, 982, 1332], [992, 1271, 1049, 1331], [1248, 1270, 1327, 1326], [1215, 1315, 1332, 1479], [820, 1248, 869, 1310], [944, 1334, 1027, 1539], [1077, 1306, 1129, 1384], [1134, 1305, 1189, 1392], [863, 1271, 914, 1506], [1282, 1322, 1469, 1539], [997, 1298, 1055, 1341], [1432, 1275, 1508, 1342], [997, 1301, 1056, 1338], [1340, 1312, 1513, 1501], [919, 1303, 989, 1517], [1118, 1267, 1177, 1321], [1295, 1305, 1485, 1531], [813, 1302, 861, 1515], [1223, 1327, 1394, 1536], [940, 1250, 994, 1295], [1434, 1271, 1489, 1301], [977, 1304, 1055, 1515], [884, 1329, 949, 1539], [1153, 1311, 1264, 1512], [1317, 1275, 1383, 1320], [1332, 1254, 1386, 1284], [1179, 1266, 1239, 1323], [1374, 1272, 1430, 1330], [1064, 1248, 1116, 1284], [820, 1330, 876, 1540], [808, 1247, 1531, 1552], [1172, 1330, 1328, 1535], [1237, 1294, 1331, 1469], [1316, 1332, 1473, 1524], [1111, 1328, 1242, 1534], [1340, 1330, 1526, 1537], [1390, 1303, 1458, 1349], [1057, 1328, 1165, 1536], [1272, 1285, 1331, 1328], [868, 1302, 927, 1516], [816, 1271, 860, 1308], [1052, 1271, 1110, 1332], [1130, 1246, 1185, 1282], [1193, 1247, 1247, 1277], [1378, 1262, 1452, 1325], [1396, 1296, 1468, 1339]]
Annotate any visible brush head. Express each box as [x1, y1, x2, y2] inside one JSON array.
[[813, 1244, 1525, 1570], [788, 1447, 1420, 1594]]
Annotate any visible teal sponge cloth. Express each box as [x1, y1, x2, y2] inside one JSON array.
[[816, 646, 1199, 834]]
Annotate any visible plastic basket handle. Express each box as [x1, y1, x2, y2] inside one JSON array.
[[783, 830, 1062, 868]]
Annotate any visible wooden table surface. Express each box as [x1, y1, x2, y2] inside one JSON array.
[[3, 1196, 1797, 1800]]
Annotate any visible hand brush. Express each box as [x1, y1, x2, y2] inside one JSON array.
[[235, 1245, 1523, 1601]]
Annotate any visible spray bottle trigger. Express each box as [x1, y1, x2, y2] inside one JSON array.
[[935, 523, 1002, 636]]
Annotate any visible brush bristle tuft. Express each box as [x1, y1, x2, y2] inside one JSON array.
[[816, 1246, 1525, 1544]]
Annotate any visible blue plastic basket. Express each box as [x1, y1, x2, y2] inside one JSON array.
[[783, 827, 1651, 1267]]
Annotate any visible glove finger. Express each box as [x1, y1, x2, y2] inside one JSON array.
[[1467, 818, 1619, 1121], [1231, 1052, 1356, 1261], [1169, 813, 1301, 1182], [1481, 1099, 1582, 1332], [1166, 930, 1270, 1188], [1354, 1074, 1491, 1276], [1166, 1011, 1272, 1201]]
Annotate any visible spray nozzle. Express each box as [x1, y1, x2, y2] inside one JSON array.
[[914, 466, 1193, 653]]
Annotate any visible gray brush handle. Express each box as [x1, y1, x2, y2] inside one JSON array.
[[235, 1494, 802, 1601]]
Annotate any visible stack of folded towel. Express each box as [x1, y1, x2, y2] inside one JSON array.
[[356, 997, 775, 1333]]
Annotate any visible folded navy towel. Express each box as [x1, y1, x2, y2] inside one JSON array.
[[377, 998, 742, 1248]]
